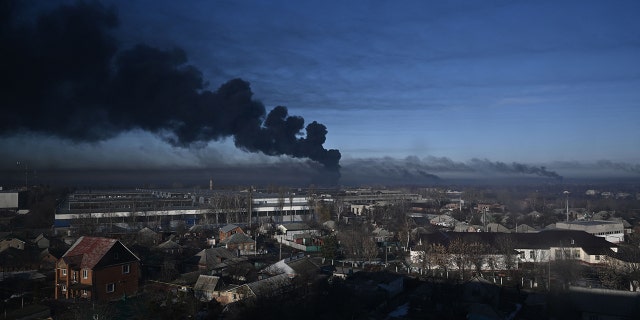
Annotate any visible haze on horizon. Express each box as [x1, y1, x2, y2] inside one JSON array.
[[1, 0, 639, 187]]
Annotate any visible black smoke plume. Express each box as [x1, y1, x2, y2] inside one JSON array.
[[0, 1, 341, 181], [468, 158, 563, 180]]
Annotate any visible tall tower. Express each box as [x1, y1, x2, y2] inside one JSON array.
[[209, 178, 213, 191]]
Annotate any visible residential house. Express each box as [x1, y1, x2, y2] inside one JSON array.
[[213, 273, 293, 305], [454, 223, 483, 232], [263, 255, 322, 279], [193, 275, 224, 301], [484, 223, 510, 233], [555, 220, 624, 243], [220, 233, 255, 255], [430, 215, 459, 228], [54, 236, 141, 301], [409, 230, 618, 272], [219, 224, 244, 242], [31, 234, 50, 249], [277, 223, 320, 241], [372, 226, 394, 243], [153, 239, 183, 255], [513, 224, 536, 233], [136, 227, 161, 247], [191, 247, 236, 270], [0, 235, 26, 252]]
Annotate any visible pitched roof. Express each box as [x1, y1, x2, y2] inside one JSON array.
[[194, 275, 221, 292], [61, 236, 139, 269], [246, 274, 291, 298], [196, 247, 236, 266], [221, 232, 254, 245], [220, 224, 241, 233], [137, 227, 157, 236], [156, 239, 181, 249]]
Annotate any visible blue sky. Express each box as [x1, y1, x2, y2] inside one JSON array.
[[2, 0, 640, 184], [112, 0, 640, 162]]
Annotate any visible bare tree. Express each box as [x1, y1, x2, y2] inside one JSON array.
[[362, 236, 379, 264], [599, 245, 640, 291], [334, 198, 345, 223], [278, 187, 286, 224], [495, 234, 518, 274], [448, 236, 471, 280], [429, 243, 450, 277], [289, 193, 294, 222], [468, 241, 489, 276]]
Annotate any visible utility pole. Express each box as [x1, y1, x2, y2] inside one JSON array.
[[563, 191, 570, 222]]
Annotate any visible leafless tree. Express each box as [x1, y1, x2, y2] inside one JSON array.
[[495, 234, 518, 273], [429, 243, 450, 277], [334, 198, 345, 223], [468, 241, 489, 275], [599, 245, 640, 291], [448, 236, 471, 280], [289, 193, 294, 222], [278, 187, 286, 223]]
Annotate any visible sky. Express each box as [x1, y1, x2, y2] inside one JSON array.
[[1, 0, 639, 186]]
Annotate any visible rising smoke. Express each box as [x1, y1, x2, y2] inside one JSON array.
[[0, 1, 340, 183]]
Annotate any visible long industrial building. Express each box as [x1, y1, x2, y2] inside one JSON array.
[[54, 189, 323, 229]]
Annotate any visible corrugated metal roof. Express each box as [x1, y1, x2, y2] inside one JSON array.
[[194, 275, 220, 292], [61, 236, 139, 269]]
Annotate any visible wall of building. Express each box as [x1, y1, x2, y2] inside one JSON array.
[[93, 262, 140, 301], [0, 192, 18, 209]]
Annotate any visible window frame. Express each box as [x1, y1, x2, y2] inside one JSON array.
[[106, 283, 115, 293], [122, 264, 130, 274], [83, 269, 88, 279], [61, 268, 67, 276]]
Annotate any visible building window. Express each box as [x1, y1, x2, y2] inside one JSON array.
[[82, 290, 87, 296], [123, 264, 130, 274], [83, 269, 88, 279], [62, 268, 67, 276], [529, 251, 535, 260], [595, 255, 600, 261], [61, 284, 66, 292], [106, 283, 115, 293]]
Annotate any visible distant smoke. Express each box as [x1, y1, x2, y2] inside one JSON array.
[[341, 156, 563, 185], [0, 2, 340, 181], [594, 160, 640, 174], [340, 157, 441, 185], [467, 158, 563, 180]]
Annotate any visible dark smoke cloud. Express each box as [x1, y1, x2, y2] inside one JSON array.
[[0, 1, 340, 181]]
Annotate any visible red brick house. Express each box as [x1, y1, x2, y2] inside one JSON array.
[[219, 224, 244, 241], [55, 236, 140, 301]]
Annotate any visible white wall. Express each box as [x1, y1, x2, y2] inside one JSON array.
[[0, 192, 18, 209]]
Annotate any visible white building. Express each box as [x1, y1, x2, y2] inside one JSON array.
[[555, 220, 625, 243]]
